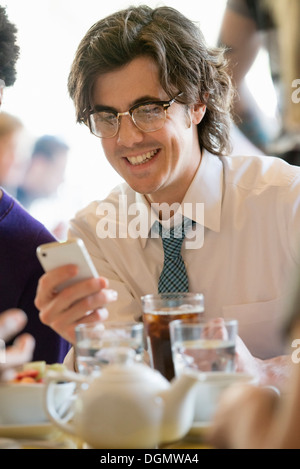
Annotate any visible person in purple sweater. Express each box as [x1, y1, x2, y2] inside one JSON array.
[[0, 6, 69, 379], [0, 189, 70, 363]]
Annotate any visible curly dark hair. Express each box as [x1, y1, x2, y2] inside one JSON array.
[[0, 5, 19, 86], [68, 5, 234, 156]]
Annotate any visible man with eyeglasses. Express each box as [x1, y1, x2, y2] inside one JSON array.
[[35, 6, 300, 388]]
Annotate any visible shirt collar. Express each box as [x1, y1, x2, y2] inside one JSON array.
[[136, 149, 223, 248], [182, 149, 223, 233]]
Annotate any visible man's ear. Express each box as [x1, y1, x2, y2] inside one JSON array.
[[190, 102, 206, 125]]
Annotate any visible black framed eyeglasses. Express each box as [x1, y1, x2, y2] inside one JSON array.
[[86, 93, 182, 139]]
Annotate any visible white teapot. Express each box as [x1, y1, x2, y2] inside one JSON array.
[[45, 348, 199, 449]]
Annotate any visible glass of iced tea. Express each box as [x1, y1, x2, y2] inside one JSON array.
[[142, 292, 204, 381]]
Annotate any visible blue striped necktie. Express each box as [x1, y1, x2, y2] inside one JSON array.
[[157, 218, 193, 293]]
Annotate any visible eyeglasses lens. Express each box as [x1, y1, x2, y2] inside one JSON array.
[[90, 103, 166, 138]]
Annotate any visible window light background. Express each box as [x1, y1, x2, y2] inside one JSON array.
[[2, 0, 277, 234]]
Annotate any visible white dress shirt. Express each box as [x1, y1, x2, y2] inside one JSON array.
[[69, 151, 300, 359]]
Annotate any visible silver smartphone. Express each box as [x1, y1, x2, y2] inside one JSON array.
[[36, 238, 98, 292]]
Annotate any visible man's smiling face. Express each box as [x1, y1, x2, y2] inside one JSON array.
[[92, 55, 205, 205]]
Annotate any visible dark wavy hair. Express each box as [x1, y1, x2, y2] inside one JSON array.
[[0, 6, 19, 86], [68, 5, 234, 156]]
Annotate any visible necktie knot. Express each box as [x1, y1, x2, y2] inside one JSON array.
[[159, 223, 187, 260], [156, 218, 194, 293]]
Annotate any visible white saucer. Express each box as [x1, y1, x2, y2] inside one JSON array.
[[186, 421, 211, 440], [0, 437, 21, 449], [0, 422, 58, 440]]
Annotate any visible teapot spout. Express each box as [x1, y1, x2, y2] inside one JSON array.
[[159, 370, 199, 444]]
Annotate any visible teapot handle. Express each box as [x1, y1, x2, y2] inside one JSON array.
[[45, 370, 90, 436]]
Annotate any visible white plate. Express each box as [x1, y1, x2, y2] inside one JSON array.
[[0, 438, 21, 449], [0, 422, 59, 440], [186, 421, 211, 440]]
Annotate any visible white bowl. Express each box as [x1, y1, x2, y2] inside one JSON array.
[[0, 381, 75, 426], [191, 372, 258, 423]]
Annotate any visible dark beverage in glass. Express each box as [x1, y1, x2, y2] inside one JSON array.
[[142, 293, 204, 381]]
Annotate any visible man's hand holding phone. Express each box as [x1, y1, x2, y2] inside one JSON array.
[[34, 239, 117, 344]]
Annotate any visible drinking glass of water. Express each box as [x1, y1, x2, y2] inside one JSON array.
[[170, 318, 238, 375], [169, 318, 256, 424], [75, 321, 144, 376]]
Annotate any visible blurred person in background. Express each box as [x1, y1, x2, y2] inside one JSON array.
[[16, 134, 69, 210], [0, 111, 23, 189], [0, 5, 69, 380], [16, 134, 70, 239], [219, 0, 300, 165]]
